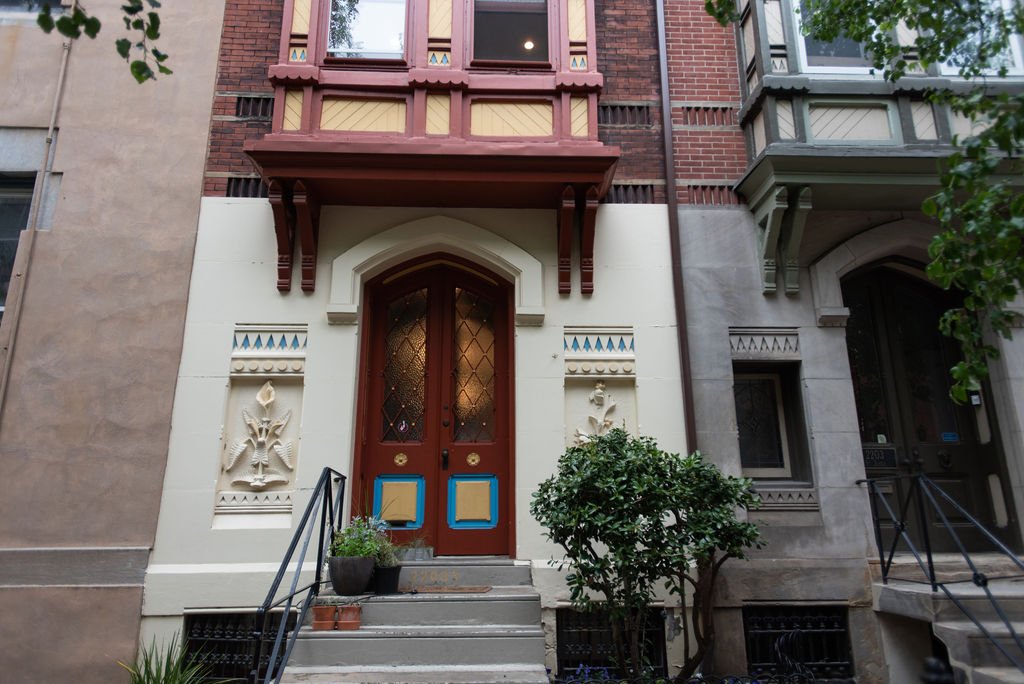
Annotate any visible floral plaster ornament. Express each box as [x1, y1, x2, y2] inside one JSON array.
[[224, 380, 294, 489]]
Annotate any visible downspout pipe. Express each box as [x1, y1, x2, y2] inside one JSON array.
[[0, 6, 75, 416], [655, 0, 699, 451]]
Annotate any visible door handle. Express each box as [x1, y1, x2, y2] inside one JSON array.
[[441, 448, 449, 470]]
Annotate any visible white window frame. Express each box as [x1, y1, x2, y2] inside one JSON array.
[[735, 372, 793, 479], [939, 0, 1024, 77], [790, 0, 876, 75]]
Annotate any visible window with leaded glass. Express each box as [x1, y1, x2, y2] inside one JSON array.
[[733, 362, 809, 480]]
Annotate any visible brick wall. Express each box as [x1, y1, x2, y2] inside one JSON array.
[[595, 0, 667, 203], [664, 0, 747, 205], [203, 0, 282, 197]]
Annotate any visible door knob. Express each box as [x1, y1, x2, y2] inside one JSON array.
[[441, 448, 449, 470]]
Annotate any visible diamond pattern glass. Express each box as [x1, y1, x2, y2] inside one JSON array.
[[453, 288, 495, 442], [381, 289, 428, 442], [734, 376, 785, 469]]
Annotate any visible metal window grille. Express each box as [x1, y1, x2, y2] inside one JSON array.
[[742, 605, 854, 681], [183, 611, 296, 682], [226, 177, 269, 199], [555, 607, 667, 679], [235, 96, 274, 120], [598, 104, 653, 127]]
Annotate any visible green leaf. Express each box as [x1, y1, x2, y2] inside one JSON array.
[[145, 12, 160, 40], [54, 16, 81, 39], [83, 17, 101, 39], [37, 5, 54, 33], [129, 59, 154, 83], [115, 38, 132, 59]]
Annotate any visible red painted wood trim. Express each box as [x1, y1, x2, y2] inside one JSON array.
[[580, 184, 598, 294], [268, 179, 294, 292], [558, 185, 575, 295], [293, 180, 321, 292]]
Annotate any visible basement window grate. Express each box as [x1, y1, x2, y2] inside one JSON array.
[[742, 605, 854, 681], [235, 95, 274, 120], [604, 184, 656, 204], [184, 611, 296, 682], [226, 177, 269, 198], [598, 103, 653, 127], [555, 607, 667, 679]]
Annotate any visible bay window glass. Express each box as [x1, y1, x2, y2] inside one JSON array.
[[328, 0, 406, 59], [797, 1, 871, 70], [474, 0, 548, 62]]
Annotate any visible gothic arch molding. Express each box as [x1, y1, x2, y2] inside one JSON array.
[[326, 215, 545, 325], [809, 219, 937, 326]]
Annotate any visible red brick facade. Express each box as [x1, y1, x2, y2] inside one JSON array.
[[203, 0, 281, 197], [202, 0, 747, 205], [665, 0, 747, 204]]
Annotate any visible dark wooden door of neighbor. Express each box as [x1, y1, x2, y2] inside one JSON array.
[[844, 266, 1009, 552], [360, 258, 512, 556]]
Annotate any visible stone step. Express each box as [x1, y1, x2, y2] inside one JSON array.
[[397, 559, 533, 589], [286, 625, 546, 669], [280, 664, 550, 683], [875, 579, 1024, 622], [972, 666, 1024, 684], [311, 587, 541, 627], [933, 621, 1024, 670]]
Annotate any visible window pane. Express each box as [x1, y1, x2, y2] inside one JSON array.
[[381, 288, 428, 442], [800, 1, 870, 68], [734, 376, 786, 470], [474, 0, 548, 62], [452, 287, 495, 442], [329, 0, 406, 59], [0, 188, 32, 312]]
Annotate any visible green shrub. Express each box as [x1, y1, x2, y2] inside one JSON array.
[[530, 428, 762, 681], [118, 633, 227, 684]]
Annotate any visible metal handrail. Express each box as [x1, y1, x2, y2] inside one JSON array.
[[249, 467, 346, 684], [860, 472, 1024, 673]]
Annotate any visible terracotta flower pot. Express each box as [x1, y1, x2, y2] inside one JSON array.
[[372, 565, 402, 595], [328, 556, 375, 595], [311, 604, 336, 630], [336, 604, 362, 630]]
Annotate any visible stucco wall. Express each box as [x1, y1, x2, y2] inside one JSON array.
[[142, 200, 686, 618], [0, 1, 225, 680]]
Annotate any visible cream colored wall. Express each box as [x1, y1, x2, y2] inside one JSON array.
[[143, 199, 686, 617]]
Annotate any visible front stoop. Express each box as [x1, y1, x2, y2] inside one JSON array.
[[279, 559, 549, 684], [873, 558, 1024, 684]]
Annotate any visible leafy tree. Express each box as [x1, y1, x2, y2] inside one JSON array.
[[36, 1, 169, 83], [530, 428, 762, 680], [706, 0, 1024, 403]]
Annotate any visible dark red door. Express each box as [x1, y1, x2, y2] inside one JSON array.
[[359, 258, 511, 556]]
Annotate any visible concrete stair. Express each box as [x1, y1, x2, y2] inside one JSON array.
[[873, 555, 1024, 683], [280, 559, 549, 684]]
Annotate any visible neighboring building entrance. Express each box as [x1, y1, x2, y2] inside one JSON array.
[[357, 257, 513, 556], [844, 266, 1009, 551]]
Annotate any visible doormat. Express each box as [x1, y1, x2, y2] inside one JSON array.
[[403, 586, 492, 594]]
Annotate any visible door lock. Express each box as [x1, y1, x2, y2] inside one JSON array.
[[441, 448, 449, 470]]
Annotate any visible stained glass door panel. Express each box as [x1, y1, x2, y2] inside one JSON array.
[[844, 268, 1007, 551], [361, 260, 511, 556]]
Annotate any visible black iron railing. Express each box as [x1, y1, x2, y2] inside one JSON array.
[[860, 472, 1024, 673], [248, 467, 346, 684]]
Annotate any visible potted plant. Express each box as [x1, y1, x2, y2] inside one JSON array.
[[396, 533, 434, 561], [328, 516, 384, 595], [371, 533, 402, 594]]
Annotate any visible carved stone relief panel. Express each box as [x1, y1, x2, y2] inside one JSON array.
[[729, 327, 799, 361], [216, 326, 306, 515], [564, 327, 637, 446]]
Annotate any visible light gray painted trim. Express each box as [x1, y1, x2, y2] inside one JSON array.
[[0, 547, 150, 586]]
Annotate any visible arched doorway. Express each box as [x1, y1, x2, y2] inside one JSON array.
[[843, 264, 1012, 550], [354, 255, 514, 556]]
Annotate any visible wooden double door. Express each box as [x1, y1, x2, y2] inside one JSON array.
[[844, 266, 1011, 551], [357, 258, 512, 556]]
